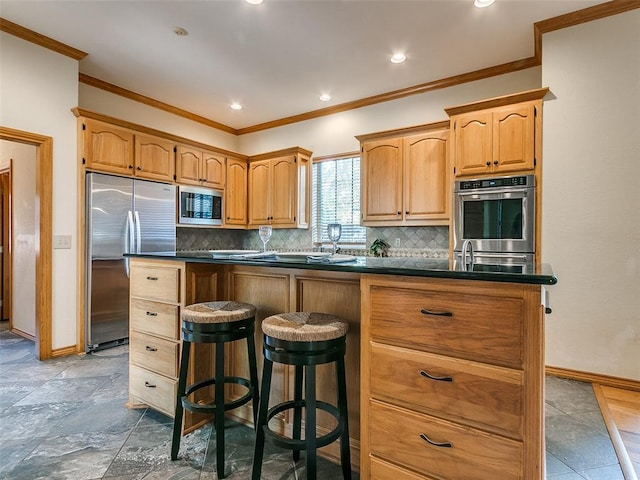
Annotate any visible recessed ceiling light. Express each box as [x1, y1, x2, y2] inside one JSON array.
[[230, 103, 242, 110], [173, 27, 189, 36], [246, 0, 263, 4], [319, 93, 331, 102], [390, 53, 406, 64], [474, 0, 495, 8]]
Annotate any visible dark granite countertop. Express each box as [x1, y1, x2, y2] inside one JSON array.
[[125, 251, 557, 285]]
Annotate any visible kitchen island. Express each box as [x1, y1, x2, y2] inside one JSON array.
[[125, 252, 555, 480]]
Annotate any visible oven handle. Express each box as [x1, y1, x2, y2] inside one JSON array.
[[455, 187, 531, 197], [454, 252, 531, 260]]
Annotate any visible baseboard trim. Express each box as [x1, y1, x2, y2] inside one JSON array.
[[546, 366, 640, 392], [51, 345, 80, 358], [10, 328, 35, 342], [592, 384, 637, 480]]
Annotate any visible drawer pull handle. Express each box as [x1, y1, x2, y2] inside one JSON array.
[[144, 381, 157, 388], [145, 345, 158, 352], [419, 433, 452, 448], [145, 311, 158, 317], [420, 370, 453, 382], [420, 308, 453, 317], [146, 276, 158, 281]]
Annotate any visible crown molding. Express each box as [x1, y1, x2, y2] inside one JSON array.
[[78, 74, 239, 135], [0, 17, 87, 60]]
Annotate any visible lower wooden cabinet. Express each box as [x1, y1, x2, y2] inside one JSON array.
[[360, 274, 545, 480], [128, 259, 222, 432]]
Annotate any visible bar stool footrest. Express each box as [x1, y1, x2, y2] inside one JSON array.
[[263, 400, 344, 450], [182, 376, 255, 414]]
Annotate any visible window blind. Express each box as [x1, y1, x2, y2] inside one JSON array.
[[312, 156, 366, 245]]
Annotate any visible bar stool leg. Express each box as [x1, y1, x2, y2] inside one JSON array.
[[292, 364, 303, 462], [247, 331, 260, 426], [251, 357, 273, 480], [305, 364, 317, 480], [215, 341, 226, 478], [171, 339, 191, 460], [337, 356, 352, 479]]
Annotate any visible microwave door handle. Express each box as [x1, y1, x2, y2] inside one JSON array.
[[134, 210, 141, 253]]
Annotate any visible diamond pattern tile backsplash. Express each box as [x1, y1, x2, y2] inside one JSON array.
[[177, 226, 449, 257]]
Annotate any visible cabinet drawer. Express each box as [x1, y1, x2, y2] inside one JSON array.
[[370, 342, 523, 438], [369, 400, 522, 480], [370, 457, 437, 480], [130, 330, 179, 378], [130, 364, 177, 417], [369, 286, 523, 368], [130, 298, 179, 339], [130, 265, 180, 303]]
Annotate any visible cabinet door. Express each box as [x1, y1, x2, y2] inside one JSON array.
[[83, 119, 134, 175], [225, 158, 248, 226], [270, 156, 297, 226], [361, 138, 403, 222], [452, 112, 492, 177], [134, 133, 175, 182], [248, 160, 271, 226], [202, 151, 225, 189], [404, 130, 449, 221], [492, 104, 535, 173], [175, 145, 202, 186]]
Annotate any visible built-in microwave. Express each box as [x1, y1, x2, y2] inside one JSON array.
[[453, 174, 535, 259], [177, 185, 223, 226]]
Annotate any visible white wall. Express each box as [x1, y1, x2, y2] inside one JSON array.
[[0, 141, 37, 337], [79, 84, 240, 152], [238, 68, 541, 156], [542, 10, 640, 380], [0, 32, 79, 350]]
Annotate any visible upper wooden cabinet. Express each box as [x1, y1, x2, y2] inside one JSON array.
[[81, 118, 175, 182], [247, 147, 311, 229], [358, 123, 450, 226], [225, 157, 248, 227], [82, 119, 134, 176], [176, 145, 225, 189], [446, 88, 547, 178], [134, 133, 175, 182]]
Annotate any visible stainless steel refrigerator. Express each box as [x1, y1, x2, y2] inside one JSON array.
[[85, 172, 176, 352]]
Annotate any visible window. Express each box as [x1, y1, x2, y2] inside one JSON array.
[[312, 154, 366, 246]]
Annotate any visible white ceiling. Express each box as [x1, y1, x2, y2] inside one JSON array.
[[1, 0, 606, 131]]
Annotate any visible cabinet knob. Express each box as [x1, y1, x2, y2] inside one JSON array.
[[405, 211, 409, 215], [493, 160, 499, 165], [128, 165, 134, 169], [136, 166, 142, 170], [485, 161, 491, 166], [397, 211, 401, 215]]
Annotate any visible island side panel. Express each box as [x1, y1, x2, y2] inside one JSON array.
[[294, 270, 362, 470]]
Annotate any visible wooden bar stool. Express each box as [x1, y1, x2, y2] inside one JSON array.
[[171, 301, 259, 479], [251, 312, 351, 480]]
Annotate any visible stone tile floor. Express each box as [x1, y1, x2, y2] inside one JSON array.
[[0, 324, 625, 479]]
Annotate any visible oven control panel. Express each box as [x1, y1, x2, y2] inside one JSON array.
[[456, 175, 534, 191]]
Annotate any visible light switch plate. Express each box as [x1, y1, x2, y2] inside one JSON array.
[[54, 235, 72, 249]]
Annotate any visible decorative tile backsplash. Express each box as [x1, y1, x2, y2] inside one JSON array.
[[177, 225, 449, 258]]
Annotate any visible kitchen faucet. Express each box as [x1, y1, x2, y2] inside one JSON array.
[[461, 239, 474, 271]]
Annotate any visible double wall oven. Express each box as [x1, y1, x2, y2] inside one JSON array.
[[453, 174, 536, 270]]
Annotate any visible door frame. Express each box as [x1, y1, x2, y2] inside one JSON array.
[[0, 127, 53, 360], [1, 166, 12, 325]]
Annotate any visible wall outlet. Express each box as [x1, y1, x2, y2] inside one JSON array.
[[394, 238, 401, 247], [54, 235, 72, 249]]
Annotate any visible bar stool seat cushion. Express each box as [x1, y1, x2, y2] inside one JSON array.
[[182, 301, 256, 324], [262, 312, 348, 342]]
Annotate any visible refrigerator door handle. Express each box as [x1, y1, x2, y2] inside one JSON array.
[[126, 210, 135, 278], [134, 210, 141, 253]]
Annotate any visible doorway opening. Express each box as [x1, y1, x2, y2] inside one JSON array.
[[0, 127, 53, 360]]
